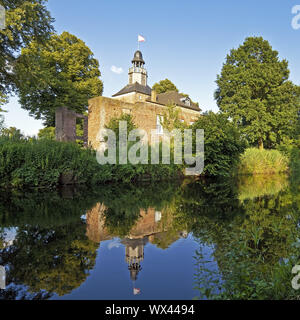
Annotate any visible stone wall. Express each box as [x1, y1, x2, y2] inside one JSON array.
[[88, 96, 200, 150]]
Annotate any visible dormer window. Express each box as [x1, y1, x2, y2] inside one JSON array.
[[184, 98, 191, 107], [180, 97, 191, 107]]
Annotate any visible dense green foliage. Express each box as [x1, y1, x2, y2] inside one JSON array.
[[105, 113, 137, 141], [193, 112, 246, 176], [0, 114, 4, 131], [238, 148, 288, 175], [1, 126, 24, 139], [0, 0, 54, 109], [171, 176, 300, 300], [38, 126, 55, 140], [0, 135, 183, 188], [215, 36, 300, 149], [15, 31, 103, 126], [152, 78, 179, 94], [0, 137, 103, 188], [162, 103, 187, 131]]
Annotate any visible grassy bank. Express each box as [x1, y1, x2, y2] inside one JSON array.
[[238, 148, 289, 175], [0, 137, 182, 189]]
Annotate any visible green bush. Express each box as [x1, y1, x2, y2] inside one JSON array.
[[0, 136, 182, 189], [238, 148, 289, 175], [193, 112, 246, 177]]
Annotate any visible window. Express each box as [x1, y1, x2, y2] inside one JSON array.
[[180, 97, 191, 107], [156, 115, 164, 135], [185, 99, 191, 107], [155, 211, 162, 223]]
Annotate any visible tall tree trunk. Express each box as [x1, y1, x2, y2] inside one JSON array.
[[258, 138, 264, 150]]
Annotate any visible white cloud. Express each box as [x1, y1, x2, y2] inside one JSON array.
[[107, 240, 122, 250], [110, 65, 123, 74]]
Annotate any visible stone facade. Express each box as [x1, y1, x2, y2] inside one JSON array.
[[88, 49, 201, 149], [88, 95, 200, 150]]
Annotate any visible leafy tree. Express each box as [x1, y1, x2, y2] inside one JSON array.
[[215, 37, 300, 149], [162, 104, 187, 131], [0, 0, 54, 109], [1, 222, 98, 296], [193, 112, 246, 176], [1, 126, 23, 139], [0, 114, 4, 132], [38, 126, 55, 140], [152, 79, 199, 107], [15, 31, 103, 126], [106, 113, 136, 141], [152, 79, 178, 94]]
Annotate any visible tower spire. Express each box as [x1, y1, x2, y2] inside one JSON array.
[[128, 50, 148, 86]]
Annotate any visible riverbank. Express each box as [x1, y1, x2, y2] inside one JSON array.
[[1, 136, 299, 189], [0, 137, 183, 189]]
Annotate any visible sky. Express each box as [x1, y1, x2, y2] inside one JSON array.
[[2, 0, 300, 135]]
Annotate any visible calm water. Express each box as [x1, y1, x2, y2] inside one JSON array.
[[0, 174, 300, 300]]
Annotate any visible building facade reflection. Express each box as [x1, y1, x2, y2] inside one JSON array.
[[86, 203, 188, 290]]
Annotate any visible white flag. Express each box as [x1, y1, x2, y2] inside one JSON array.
[[133, 288, 141, 295], [138, 35, 145, 42]]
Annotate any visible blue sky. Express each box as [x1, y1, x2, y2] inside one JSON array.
[[3, 0, 300, 135]]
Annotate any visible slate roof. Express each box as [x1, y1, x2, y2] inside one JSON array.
[[112, 82, 152, 97], [154, 91, 201, 112]]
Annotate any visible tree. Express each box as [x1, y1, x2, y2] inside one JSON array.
[[193, 112, 246, 176], [0, 114, 4, 132], [15, 31, 103, 126], [215, 37, 300, 149], [38, 126, 55, 140], [1, 126, 24, 139], [152, 79, 199, 107], [106, 113, 136, 141], [162, 103, 187, 131], [152, 79, 178, 94], [0, 0, 54, 110]]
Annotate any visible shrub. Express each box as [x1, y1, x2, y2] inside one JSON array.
[[38, 127, 55, 140], [105, 113, 136, 141], [238, 148, 289, 175], [0, 136, 182, 189], [193, 112, 246, 177]]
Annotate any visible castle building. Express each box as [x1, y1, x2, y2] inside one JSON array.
[[88, 50, 201, 149]]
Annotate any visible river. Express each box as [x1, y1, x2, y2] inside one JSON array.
[[0, 174, 299, 300]]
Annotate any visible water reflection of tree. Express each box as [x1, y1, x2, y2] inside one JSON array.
[[187, 176, 300, 300], [0, 181, 184, 299], [0, 189, 100, 299]]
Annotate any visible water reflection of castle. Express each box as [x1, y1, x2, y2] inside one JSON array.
[[86, 203, 188, 286]]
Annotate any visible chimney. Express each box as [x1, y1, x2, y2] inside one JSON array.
[[151, 90, 157, 102]]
